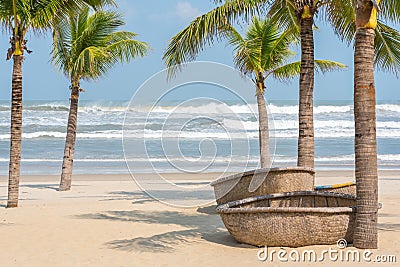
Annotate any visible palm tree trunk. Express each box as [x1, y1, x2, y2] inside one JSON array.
[[297, 16, 315, 169], [353, 0, 379, 249], [7, 55, 23, 208], [256, 81, 270, 168], [59, 84, 80, 191]]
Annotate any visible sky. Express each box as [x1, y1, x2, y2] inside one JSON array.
[[0, 0, 398, 102]]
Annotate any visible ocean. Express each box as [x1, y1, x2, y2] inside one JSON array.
[[0, 100, 399, 175]]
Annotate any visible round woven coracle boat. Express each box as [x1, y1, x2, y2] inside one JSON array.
[[315, 182, 356, 196], [216, 191, 356, 247], [211, 167, 315, 205]]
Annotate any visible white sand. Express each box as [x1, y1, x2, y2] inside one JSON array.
[[0, 171, 399, 266]]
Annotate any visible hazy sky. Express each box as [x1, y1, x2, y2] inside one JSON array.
[[0, 0, 398, 101]]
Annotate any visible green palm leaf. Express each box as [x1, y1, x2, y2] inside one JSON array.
[[313, 60, 347, 74], [0, 0, 116, 35], [271, 60, 346, 81], [268, 0, 299, 36], [163, 0, 271, 76], [375, 22, 400, 75], [162, 0, 400, 81], [322, 0, 356, 45], [380, 0, 400, 24], [221, 18, 295, 76], [222, 18, 345, 83], [274, 0, 400, 74], [51, 9, 149, 81]]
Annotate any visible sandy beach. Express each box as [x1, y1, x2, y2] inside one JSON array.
[[0, 0, 398, 266], [0, 170, 399, 267]]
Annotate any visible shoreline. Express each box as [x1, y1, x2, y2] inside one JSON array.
[[0, 169, 399, 182]]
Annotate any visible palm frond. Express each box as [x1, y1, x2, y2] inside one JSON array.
[[314, 59, 347, 74], [51, 8, 149, 82], [163, 0, 270, 77], [270, 61, 301, 82], [322, 0, 355, 45], [262, 27, 295, 70], [271, 59, 346, 82], [219, 23, 255, 75], [251, 17, 278, 71], [73, 46, 106, 78], [268, 0, 299, 36], [380, 0, 400, 24], [29, 0, 66, 29], [321, 1, 400, 74], [52, 25, 71, 75], [220, 23, 245, 48], [375, 22, 400, 75], [224, 17, 295, 78], [106, 39, 150, 63], [0, 0, 116, 37], [81, 0, 117, 10]]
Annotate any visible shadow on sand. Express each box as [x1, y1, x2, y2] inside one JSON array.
[[20, 184, 60, 191], [76, 203, 251, 253], [99, 191, 157, 205], [19, 184, 88, 191]]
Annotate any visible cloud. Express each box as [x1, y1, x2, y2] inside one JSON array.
[[176, 2, 201, 20]]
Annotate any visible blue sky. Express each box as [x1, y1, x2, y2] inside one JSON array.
[[0, 0, 398, 101]]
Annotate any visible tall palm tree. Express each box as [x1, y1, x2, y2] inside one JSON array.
[[353, 0, 380, 250], [2, 0, 116, 208], [4, 0, 67, 208], [52, 8, 149, 191], [293, 0, 317, 168], [220, 17, 345, 168], [323, 0, 400, 249], [268, 0, 321, 168]]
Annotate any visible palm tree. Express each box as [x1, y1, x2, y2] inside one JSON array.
[[353, 0, 380, 250], [52, 8, 149, 191], [292, 1, 317, 168], [220, 17, 345, 168], [2, 0, 116, 208], [4, 0, 65, 208], [323, 0, 400, 249], [266, 0, 321, 169]]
